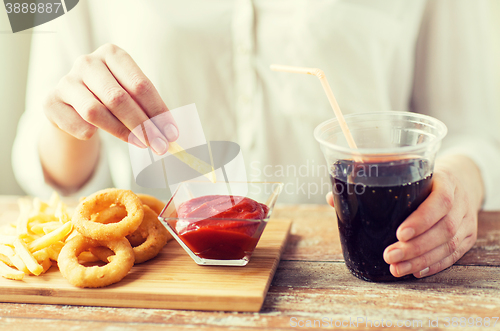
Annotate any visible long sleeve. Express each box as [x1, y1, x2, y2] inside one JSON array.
[[411, 0, 500, 210], [11, 2, 113, 199]]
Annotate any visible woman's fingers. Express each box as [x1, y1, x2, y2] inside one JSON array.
[[149, 111, 179, 142], [413, 231, 477, 278], [384, 193, 466, 264], [78, 57, 169, 154], [54, 75, 138, 145], [395, 172, 456, 242], [387, 212, 473, 277], [43, 93, 97, 140], [55, 44, 178, 154], [382, 169, 467, 278], [96, 44, 179, 142]]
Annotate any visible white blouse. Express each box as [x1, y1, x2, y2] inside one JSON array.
[[12, 0, 500, 209]]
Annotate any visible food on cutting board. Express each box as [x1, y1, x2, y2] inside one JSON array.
[[0, 193, 73, 280], [0, 189, 172, 288]]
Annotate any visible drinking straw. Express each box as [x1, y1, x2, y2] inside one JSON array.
[[270, 64, 359, 152]]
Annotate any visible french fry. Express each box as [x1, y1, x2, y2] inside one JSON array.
[[13, 239, 44, 276], [33, 248, 52, 273], [31, 197, 49, 214], [28, 223, 48, 236], [46, 241, 64, 261], [10, 255, 29, 274], [0, 193, 76, 280], [0, 244, 29, 274], [0, 224, 16, 236], [65, 229, 79, 243], [48, 191, 61, 211], [0, 253, 13, 266], [0, 245, 17, 260], [16, 197, 32, 236], [168, 141, 216, 183], [43, 222, 66, 234], [40, 258, 52, 274], [28, 222, 72, 252], [11, 257, 29, 273], [28, 213, 58, 225], [78, 251, 101, 264], [54, 201, 71, 223], [27, 221, 62, 235], [32, 247, 49, 262], [18, 233, 35, 244], [0, 260, 24, 280], [0, 234, 16, 245]]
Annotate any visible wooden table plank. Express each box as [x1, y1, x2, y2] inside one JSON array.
[[458, 212, 500, 266], [273, 205, 343, 261], [1, 262, 498, 330], [0, 316, 264, 331]]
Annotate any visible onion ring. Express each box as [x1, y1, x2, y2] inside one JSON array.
[[91, 205, 128, 224], [90, 197, 172, 249], [137, 194, 165, 215], [91, 205, 146, 245], [58, 234, 134, 288], [72, 189, 144, 241], [91, 205, 171, 264]]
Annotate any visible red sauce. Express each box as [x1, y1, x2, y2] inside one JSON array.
[[176, 195, 269, 260]]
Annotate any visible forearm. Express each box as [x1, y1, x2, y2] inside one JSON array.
[[434, 154, 484, 211], [39, 122, 100, 193]]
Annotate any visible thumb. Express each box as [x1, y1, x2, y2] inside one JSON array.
[[326, 192, 334, 207]]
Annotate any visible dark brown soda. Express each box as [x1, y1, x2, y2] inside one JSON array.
[[330, 158, 433, 282]]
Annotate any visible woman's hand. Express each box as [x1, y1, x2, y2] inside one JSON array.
[[326, 155, 484, 278], [382, 155, 483, 278], [40, 44, 178, 192], [44, 43, 178, 154]]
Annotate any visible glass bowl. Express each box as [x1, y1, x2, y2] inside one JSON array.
[[158, 181, 284, 266]]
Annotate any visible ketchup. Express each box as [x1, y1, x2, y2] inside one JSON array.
[[176, 195, 269, 260]]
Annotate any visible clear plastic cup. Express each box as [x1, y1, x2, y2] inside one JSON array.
[[314, 111, 447, 282]]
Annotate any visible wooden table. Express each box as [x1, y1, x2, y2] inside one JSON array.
[[0, 199, 499, 330]]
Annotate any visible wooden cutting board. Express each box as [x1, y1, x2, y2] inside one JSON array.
[[0, 218, 291, 312]]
